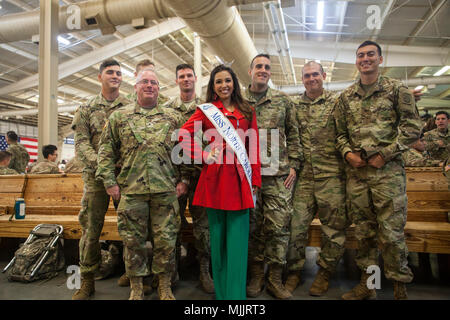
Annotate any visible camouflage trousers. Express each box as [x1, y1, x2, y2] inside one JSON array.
[[347, 159, 413, 283], [78, 187, 110, 276], [177, 174, 210, 260], [287, 175, 349, 273], [117, 192, 180, 277], [248, 175, 293, 266]]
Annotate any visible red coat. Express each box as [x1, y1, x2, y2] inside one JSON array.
[[179, 100, 261, 210]]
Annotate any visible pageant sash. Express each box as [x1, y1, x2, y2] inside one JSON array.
[[198, 103, 255, 204]]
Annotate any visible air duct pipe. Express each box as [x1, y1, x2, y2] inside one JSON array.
[[0, 0, 175, 42], [164, 0, 261, 83]]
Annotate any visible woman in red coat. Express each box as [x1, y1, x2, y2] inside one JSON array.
[[179, 64, 261, 299]]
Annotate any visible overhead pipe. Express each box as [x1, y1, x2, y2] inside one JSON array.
[[278, 75, 450, 95], [263, 2, 289, 83], [0, 0, 175, 42], [273, 0, 297, 85], [163, 0, 261, 83]]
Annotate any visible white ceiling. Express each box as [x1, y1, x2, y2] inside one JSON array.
[[0, 0, 449, 130]]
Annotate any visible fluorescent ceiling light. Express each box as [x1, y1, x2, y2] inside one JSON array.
[[433, 66, 450, 76], [316, 1, 325, 30], [58, 36, 70, 46]]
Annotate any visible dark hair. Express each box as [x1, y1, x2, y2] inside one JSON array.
[[206, 64, 253, 121], [0, 150, 12, 162], [176, 64, 195, 78], [357, 40, 382, 56], [135, 59, 155, 73], [6, 131, 18, 142], [250, 53, 271, 69], [42, 144, 57, 159], [435, 111, 449, 119], [99, 59, 120, 74]]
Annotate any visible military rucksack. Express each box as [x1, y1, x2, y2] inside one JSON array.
[[3, 224, 65, 282]]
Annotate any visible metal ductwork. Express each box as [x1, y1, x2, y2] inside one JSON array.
[[0, 0, 175, 42], [163, 0, 261, 83], [278, 75, 450, 95]]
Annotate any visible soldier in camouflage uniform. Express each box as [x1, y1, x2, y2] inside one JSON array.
[[244, 54, 302, 299], [6, 131, 29, 174], [286, 61, 349, 297], [30, 144, 60, 174], [402, 147, 441, 167], [0, 151, 18, 175], [164, 64, 214, 293], [97, 69, 185, 300], [423, 111, 449, 161], [71, 60, 130, 300], [125, 59, 169, 105], [334, 41, 421, 300], [64, 155, 84, 173]]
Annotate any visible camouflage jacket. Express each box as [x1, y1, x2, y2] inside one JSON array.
[[126, 91, 170, 106], [402, 148, 441, 167], [164, 95, 204, 181], [0, 165, 18, 175], [423, 128, 449, 161], [71, 93, 129, 188], [7, 142, 29, 174], [96, 102, 185, 195], [64, 156, 84, 173], [243, 87, 302, 176], [296, 90, 344, 178], [334, 75, 421, 163], [29, 159, 60, 174]]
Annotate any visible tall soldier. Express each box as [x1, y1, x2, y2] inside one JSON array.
[[244, 54, 302, 299], [71, 59, 129, 300], [164, 64, 214, 293], [285, 61, 349, 296], [96, 69, 184, 300], [334, 40, 421, 300], [5, 131, 29, 174]]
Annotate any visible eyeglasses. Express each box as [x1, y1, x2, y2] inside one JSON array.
[[137, 79, 159, 86]]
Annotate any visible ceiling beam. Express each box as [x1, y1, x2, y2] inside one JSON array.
[[0, 18, 186, 96], [255, 38, 450, 67]]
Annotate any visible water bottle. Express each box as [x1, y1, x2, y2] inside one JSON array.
[[14, 198, 26, 220]]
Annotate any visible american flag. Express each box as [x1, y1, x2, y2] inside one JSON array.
[[0, 135, 38, 163]]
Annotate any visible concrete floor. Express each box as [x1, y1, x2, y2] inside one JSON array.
[[0, 241, 449, 301]]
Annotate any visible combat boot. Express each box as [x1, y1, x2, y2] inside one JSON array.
[[158, 273, 176, 300], [129, 276, 144, 300], [342, 271, 377, 300], [309, 267, 331, 296], [246, 262, 265, 298], [72, 273, 95, 300], [199, 257, 215, 294], [393, 281, 408, 300], [284, 271, 301, 293], [117, 273, 130, 287], [266, 264, 292, 299]]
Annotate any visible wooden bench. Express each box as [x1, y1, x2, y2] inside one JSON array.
[[0, 173, 192, 242], [0, 168, 449, 253]]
